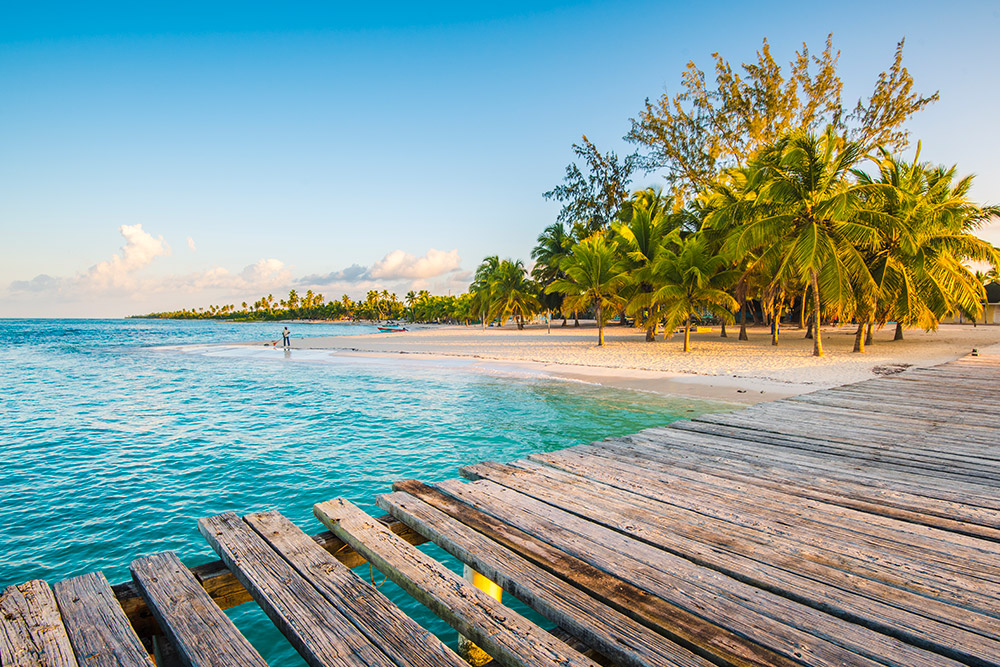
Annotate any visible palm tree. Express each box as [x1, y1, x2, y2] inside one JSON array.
[[615, 187, 681, 341], [488, 259, 540, 329], [470, 256, 500, 328], [649, 234, 739, 352], [731, 127, 883, 356], [405, 291, 417, 321], [548, 236, 629, 345], [531, 223, 573, 325], [856, 150, 1000, 344]]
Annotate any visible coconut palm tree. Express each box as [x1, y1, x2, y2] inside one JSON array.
[[404, 291, 417, 321], [548, 235, 629, 345], [614, 188, 682, 340], [488, 259, 540, 329], [531, 223, 573, 325], [856, 150, 1000, 345], [649, 234, 739, 352], [731, 127, 883, 356], [470, 256, 500, 328]]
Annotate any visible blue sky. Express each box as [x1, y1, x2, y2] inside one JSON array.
[[3, 1, 999, 316]]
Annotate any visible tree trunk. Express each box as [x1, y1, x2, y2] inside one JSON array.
[[894, 321, 904, 341], [720, 322, 727, 338], [597, 303, 604, 346], [561, 314, 568, 327], [852, 322, 865, 353], [683, 315, 691, 352], [750, 302, 760, 325], [574, 311, 580, 327], [771, 302, 782, 346], [620, 307, 629, 326], [811, 271, 824, 357], [865, 321, 873, 345], [645, 319, 657, 342], [805, 319, 813, 339], [738, 302, 749, 341], [799, 288, 808, 329]]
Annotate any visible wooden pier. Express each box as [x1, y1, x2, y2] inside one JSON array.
[[3, 354, 998, 666]]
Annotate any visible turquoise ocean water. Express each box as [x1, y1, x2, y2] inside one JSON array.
[[0, 318, 732, 664]]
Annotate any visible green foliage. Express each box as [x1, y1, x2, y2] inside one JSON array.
[[627, 36, 936, 203], [548, 235, 629, 345], [543, 136, 637, 239], [856, 149, 1000, 329], [470, 256, 541, 329], [648, 234, 739, 351]]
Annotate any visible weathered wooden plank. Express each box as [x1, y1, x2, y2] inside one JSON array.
[[518, 451, 1000, 651], [243, 510, 467, 667], [694, 411, 1000, 471], [717, 404, 998, 451], [376, 489, 719, 667], [813, 385, 1000, 417], [442, 475, 1000, 664], [636, 425, 1000, 509], [0, 580, 79, 667], [314, 497, 601, 667], [129, 552, 268, 667], [437, 477, 964, 667], [481, 458, 1000, 611], [198, 512, 398, 667], [575, 440, 1000, 543], [387, 480, 796, 667], [112, 515, 427, 640], [52, 571, 152, 667], [618, 429, 1000, 515], [745, 401, 1000, 452], [531, 447, 1000, 567], [667, 419, 1000, 491]]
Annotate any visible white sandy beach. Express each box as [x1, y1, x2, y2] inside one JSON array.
[[284, 322, 1000, 403]]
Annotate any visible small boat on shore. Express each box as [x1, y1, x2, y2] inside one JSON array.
[[377, 326, 407, 332]]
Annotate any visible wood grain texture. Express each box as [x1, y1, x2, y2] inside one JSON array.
[[52, 571, 153, 667], [198, 511, 398, 667], [314, 497, 600, 667], [376, 488, 717, 667], [129, 552, 268, 667], [244, 510, 467, 667], [448, 471, 970, 667], [112, 515, 427, 640], [0, 580, 79, 667]]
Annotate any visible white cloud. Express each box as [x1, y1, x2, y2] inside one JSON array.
[[187, 236, 197, 251], [82, 224, 170, 291], [238, 258, 291, 289], [369, 248, 461, 280]]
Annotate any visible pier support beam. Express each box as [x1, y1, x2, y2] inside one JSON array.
[[457, 565, 502, 665]]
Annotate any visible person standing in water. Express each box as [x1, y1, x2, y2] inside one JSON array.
[[282, 326, 291, 348]]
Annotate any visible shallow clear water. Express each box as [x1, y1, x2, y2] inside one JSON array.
[[0, 318, 733, 664]]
